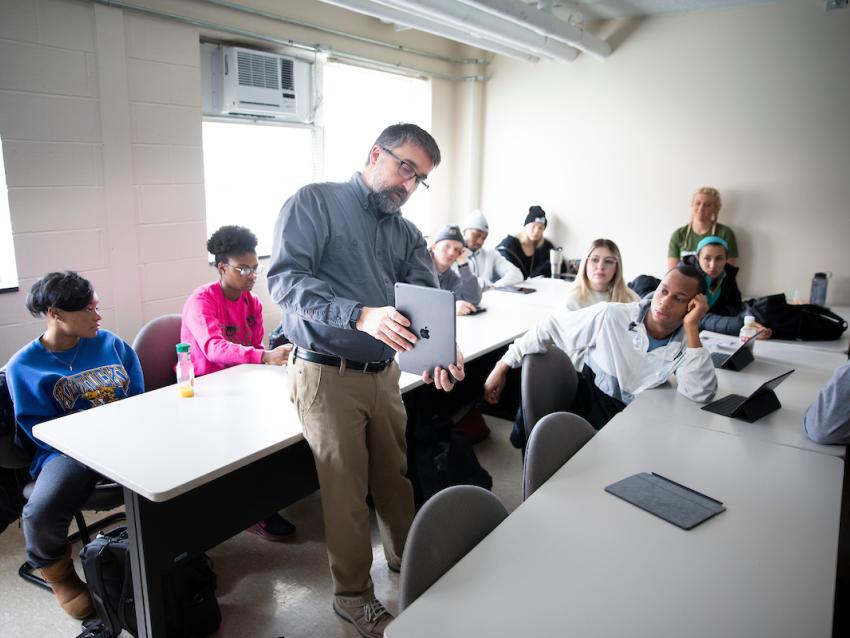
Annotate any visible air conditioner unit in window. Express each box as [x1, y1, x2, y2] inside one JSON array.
[[212, 46, 314, 123]]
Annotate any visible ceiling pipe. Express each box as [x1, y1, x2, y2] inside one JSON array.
[[458, 0, 611, 59], [317, 0, 543, 62], [94, 0, 483, 81], [198, 0, 488, 66], [369, 0, 579, 61]]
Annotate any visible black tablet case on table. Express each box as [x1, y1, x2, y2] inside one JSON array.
[[605, 472, 725, 530]]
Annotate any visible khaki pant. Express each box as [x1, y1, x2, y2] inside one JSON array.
[[290, 357, 413, 597]]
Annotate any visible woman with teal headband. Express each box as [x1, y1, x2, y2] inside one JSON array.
[[680, 236, 771, 337]]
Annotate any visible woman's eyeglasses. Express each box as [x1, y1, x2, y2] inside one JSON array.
[[588, 257, 618, 268], [225, 264, 264, 277]]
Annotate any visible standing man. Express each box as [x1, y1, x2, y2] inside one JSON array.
[[462, 209, 523, 289], [267, 123, 464, 638]]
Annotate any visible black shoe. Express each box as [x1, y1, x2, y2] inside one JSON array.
[[247, 513, 296, 541], [76, 618, 114, 638]]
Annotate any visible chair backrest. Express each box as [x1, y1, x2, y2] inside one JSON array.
[[523, 412, 595, 500], [132, 314, 182, 392], [0, 367, 30, 470], [399, 485, 508, 611], [521, 346, 578, 440]]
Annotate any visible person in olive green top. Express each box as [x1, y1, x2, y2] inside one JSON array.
[[667, 186, 738, 271]]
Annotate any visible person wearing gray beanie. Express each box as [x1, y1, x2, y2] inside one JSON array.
[[461, 210, 523, 289], [496, 205, 563, 278], [429, 224, 482, 314]]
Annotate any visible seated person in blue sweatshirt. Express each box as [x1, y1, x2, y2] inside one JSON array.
[[803, 360, 850, 445], [681, 236, 771, 338], [428, 224, 483, 315], [6, 271, 144, 620]]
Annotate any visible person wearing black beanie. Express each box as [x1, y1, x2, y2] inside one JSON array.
[[496, 205, 562, 278]]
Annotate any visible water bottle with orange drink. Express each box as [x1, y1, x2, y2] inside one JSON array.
[[175, 343, 195, 397]]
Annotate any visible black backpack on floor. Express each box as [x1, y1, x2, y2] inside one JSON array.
[[80, 526, 221, 637]]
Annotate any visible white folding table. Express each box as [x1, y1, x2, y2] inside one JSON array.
[[387, 416, 843, 638]]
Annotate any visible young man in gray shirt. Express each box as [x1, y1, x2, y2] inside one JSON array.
[[267, 123, 464, 638]]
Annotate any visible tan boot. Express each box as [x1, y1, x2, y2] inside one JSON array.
[[40, 548, 93, 620]]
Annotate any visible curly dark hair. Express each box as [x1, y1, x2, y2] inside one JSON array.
[[206, 225, 258, 265], [26, 271, 94, 317]]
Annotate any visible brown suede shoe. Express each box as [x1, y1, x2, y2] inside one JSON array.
[[333, 596, 393, 638], [40, 548, 94, 620]]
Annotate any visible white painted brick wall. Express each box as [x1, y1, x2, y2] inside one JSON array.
[[136, 184, 205, 225], [0, 93, 100, 142], [141, 296, 187, 324], [0, 1, 338, 362], [127, 59, 201, 107], [132, 145, 204, 185], [139, 257, 211, 302], [13, 228, 109, 279], [137, 222, 208, 264], [8, 187, 105, 232], [0, 40, 95, 97], [125, 13, 200, 67], [131, 104, 202, 146], [0, 2, 39, 43], [4, 141, 103, 187], [36, 0, 96, 52]]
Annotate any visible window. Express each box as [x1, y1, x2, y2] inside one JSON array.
[[322, 63, 432, 231], [201, 121, 316, 256], [0, 139, 19, 290], [201, 61, 433, 251]]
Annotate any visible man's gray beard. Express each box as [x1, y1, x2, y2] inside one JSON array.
[[369, 188, 407, 215]]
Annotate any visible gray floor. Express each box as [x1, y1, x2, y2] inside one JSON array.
[[0, 415, 522, 638]]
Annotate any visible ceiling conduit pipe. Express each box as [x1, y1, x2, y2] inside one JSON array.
[[370, 0, 579, 61], [199, 0, 489, 65], [458, 0, 611, 59], [94, 0, 483, 81], [317, 0, 542, 62]]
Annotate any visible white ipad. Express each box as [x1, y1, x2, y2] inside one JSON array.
[[394, 283, 457, 376]]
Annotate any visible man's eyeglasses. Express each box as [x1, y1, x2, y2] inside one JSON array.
[[380, 146, 430, 190], [225, 264, 264, 277]]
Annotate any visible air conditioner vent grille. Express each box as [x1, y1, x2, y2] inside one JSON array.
[[237, 51, 279, 90], [280, 58, 295, 92]]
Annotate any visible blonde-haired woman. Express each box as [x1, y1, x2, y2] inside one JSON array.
[[565, 239, 638, 311], [667, 186, 738, 271]]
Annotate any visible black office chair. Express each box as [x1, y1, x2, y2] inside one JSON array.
[[399, 485, 508, 611], [0, 367, 125, 592], [520, 345, 579, 441], [132, 314, 182, 391], [523, 412, 595, 500]]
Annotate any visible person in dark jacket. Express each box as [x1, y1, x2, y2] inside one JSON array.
[[682, 236, 771, 337], [496, 206, 562, 279]]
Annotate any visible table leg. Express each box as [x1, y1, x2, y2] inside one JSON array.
[[125, 487, 167, 637]]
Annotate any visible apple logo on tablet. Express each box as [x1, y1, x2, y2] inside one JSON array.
[[419, 327, 430, 339]]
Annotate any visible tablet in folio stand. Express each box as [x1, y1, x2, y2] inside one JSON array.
[[605, 472, 726, 530], [394, 283, 456, 375], [701, 369, 794, 423]]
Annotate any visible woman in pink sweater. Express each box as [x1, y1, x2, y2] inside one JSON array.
[[181, 225, 295, 540]]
